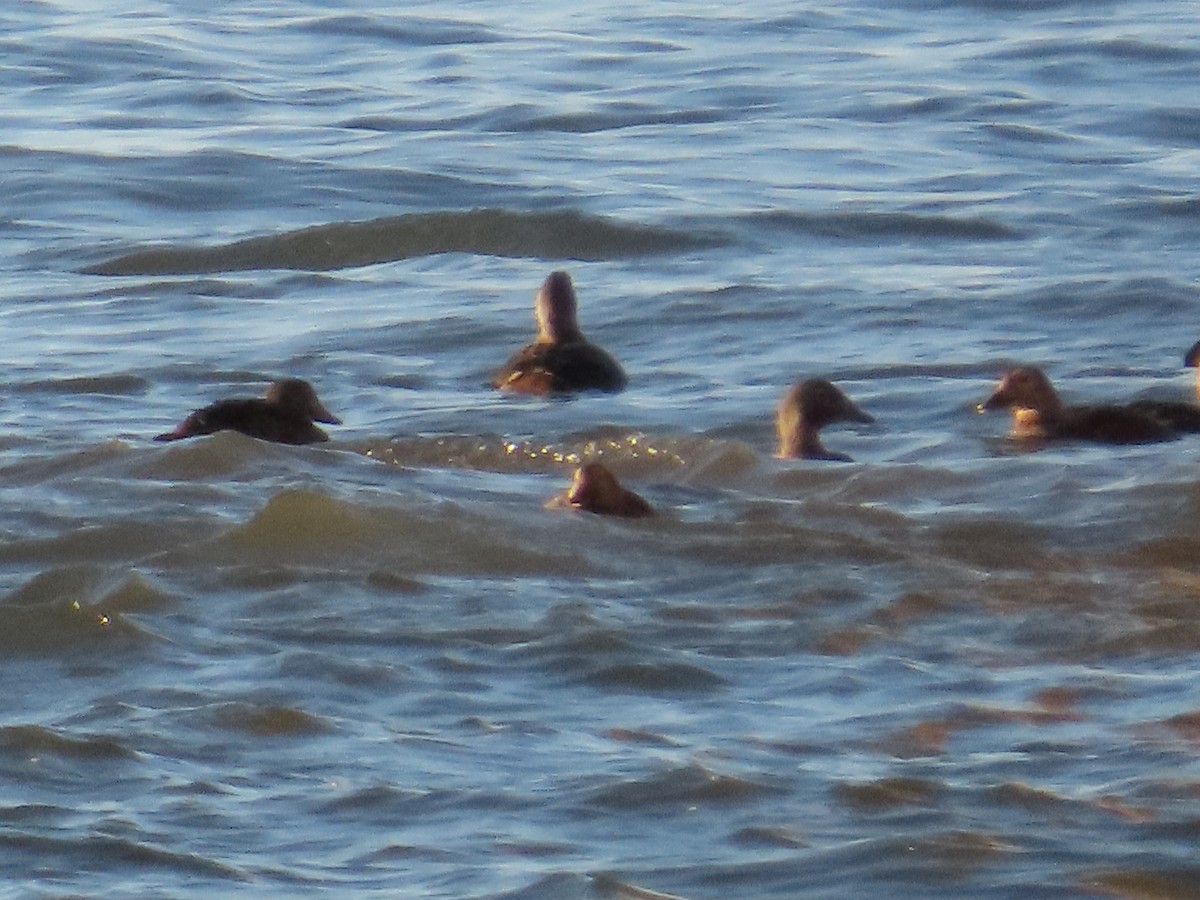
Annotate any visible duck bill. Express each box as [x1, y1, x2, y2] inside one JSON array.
[[978, 389, 1009, 412], [312, 403, 341, 425], [845, 404, 874, 424]]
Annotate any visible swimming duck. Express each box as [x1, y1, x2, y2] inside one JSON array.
[[492, 270, 627, 395], [1126, 343, 1200, 432], [775, 378, 874, 461], [155, 378, 341, 445], [547, 462, 653, 518], [978, 366, 1174, 444]]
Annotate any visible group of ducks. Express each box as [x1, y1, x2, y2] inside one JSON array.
[[155, 270, 1200, 518]]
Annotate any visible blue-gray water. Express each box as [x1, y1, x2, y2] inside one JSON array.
[[4, 2, 1200, 898]]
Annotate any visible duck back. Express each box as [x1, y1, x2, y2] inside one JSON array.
[[1053, 403, 1176, 444], [156, 398, 331, 445], [494, 340, 627, 395], [1128, 398, 1200, 433]]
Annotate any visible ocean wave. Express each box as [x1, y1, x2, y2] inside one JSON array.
[[162, 486, 587, 577], [0, 567, 166, 657], [356, 429, 715, 480], [0, 831, 251, 883], [583, 661, 726, 693], [208, 701, 333, 738], [0, 724, 137, 762], [510, 106, 728, 134], [840, 94, 972, 124], [83, 209, 718, 276], [1082, 869, 1200, 900], [11, 373, 150, 396], [589, 762, 779, 809], [984, 123, 1075, 144], [296, 13, 500, 46], [744, 209, 1020, 242], [987, 36, 1200, 64]]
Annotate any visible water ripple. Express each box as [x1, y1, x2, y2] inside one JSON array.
[[84, 209, 719, 275]]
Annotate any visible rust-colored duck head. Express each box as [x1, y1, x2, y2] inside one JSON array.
[[551, 462, 653, 518]]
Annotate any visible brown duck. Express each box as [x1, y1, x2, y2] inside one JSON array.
[[979, 366, 1174, 444], [155, 378, 341, 445], [1126, 343, 1200, 433], [493, 271, 627, 395], [547, 463, 653, 518], [775, 378, 874, 461]]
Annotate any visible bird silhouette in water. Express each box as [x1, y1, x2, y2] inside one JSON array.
[[979, 366, 1175, 444], [1125, 342, 1200, 433], [155, 378, 340, 445], [493, 270, 627, 395], [775, 378, 874, 461], [546, 463, 653, 518]]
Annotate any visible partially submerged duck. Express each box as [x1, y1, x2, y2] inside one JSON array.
[[155, 378, 341, 445], [492, 271, 627, 395], [978, 366, 1174, 444], [775, 378, 874, 461], [547, 462, 653, 518], [1126, 343, 1200, 432]]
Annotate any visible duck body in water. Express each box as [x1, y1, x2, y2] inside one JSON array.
[[1125, 342, 1200, 433], [155, 378, 341, 445], [979, 366, 1175, 444], [546, 463, 653, 518], [493, 271, 627, 395]]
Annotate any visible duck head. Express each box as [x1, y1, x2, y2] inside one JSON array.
[[268, 378, 341, 424], [775, 378, 873, 459], [534, 271, 584, 343]]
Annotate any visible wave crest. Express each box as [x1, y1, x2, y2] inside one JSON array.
[[84, 209, 716, 275]]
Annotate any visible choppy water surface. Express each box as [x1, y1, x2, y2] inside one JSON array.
[[4, 2, 1200, 897]]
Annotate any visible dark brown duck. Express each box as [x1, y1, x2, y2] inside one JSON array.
[[775, 378, 874, 461], [155, 378, 341, 445], [1126, 343, 1200, 433], [979, 366, 1175, 444], [493, 271, 627, 395]]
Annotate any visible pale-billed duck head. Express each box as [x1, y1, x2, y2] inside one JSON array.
[[978, 366, 1063, 416], [534, 270, 584, 344], [775, 378, 873, 460], [267, 378, 341, 424]]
